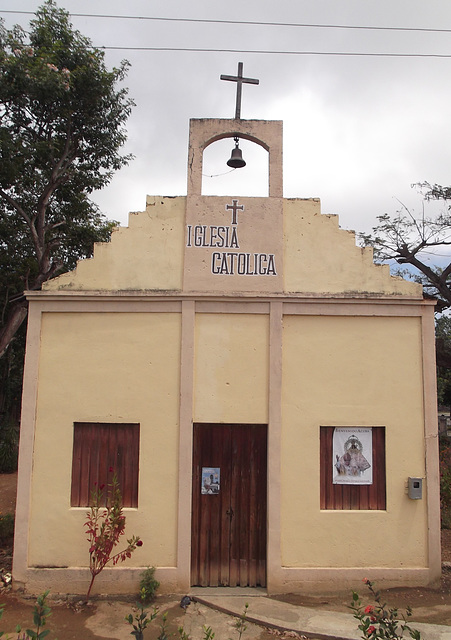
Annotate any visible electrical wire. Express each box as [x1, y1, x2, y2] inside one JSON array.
[[2, 10, 451, 58], [1, 10, 451, 35], [97, 46, 451, 58]]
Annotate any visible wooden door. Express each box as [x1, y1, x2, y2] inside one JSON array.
[[191, 424, 267, 587]]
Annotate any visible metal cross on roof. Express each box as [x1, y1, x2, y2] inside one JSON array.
[[220, 62, 259, 120]]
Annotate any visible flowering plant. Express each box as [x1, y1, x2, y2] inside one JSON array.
[[84, 470, 142, 599], [350, 579, 421, 640]]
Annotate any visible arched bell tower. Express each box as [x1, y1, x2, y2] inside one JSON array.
[[183, 62, 284, 293], [187, 118, 283, 199], [184, 108, 285, 296], [184, 117, 284, 294]]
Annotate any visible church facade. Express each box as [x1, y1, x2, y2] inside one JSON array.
[[13, 116, 440, 596]]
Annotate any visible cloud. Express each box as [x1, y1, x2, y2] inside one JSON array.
[[3, 0, 451, 237]]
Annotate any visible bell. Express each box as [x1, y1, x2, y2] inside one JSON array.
[[227, 138, 246, 168]]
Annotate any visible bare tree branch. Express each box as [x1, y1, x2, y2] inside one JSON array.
[[359, 184, 451, 309]]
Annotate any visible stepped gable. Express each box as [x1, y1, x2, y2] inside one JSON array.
[[44, 194, 421, 298]]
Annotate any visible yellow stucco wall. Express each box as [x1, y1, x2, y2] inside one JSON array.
[[43, 195, 422, 299], [14, 117, 439, 594], [283, 198, 420, 296], [28, 312, 181, 568], [193, 313, 269, 423], [44, 196, 185, 292], [27, 310, 429, 572], [281, 315, 427, 568]]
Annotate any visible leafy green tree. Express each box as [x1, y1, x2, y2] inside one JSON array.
[[436, 316, 451, 407], [0, 0, 133, 363], [359, 182, 451, 311]]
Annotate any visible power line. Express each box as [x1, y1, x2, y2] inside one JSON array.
[[2, 10, 450, 58], [99, 46, 451, 58], [1, 10, 451, 35]]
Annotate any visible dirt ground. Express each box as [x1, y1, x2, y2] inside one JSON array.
[[2, 471, 451, 638], [0, 472, 17, 513]]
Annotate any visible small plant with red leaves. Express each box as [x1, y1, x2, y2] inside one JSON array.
[[84, 470, 142, 599], [350, 579, 421, 640]]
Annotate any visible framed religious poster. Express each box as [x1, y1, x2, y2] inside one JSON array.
[[333, 428, 373, 485], [201, 467, 220, 494]]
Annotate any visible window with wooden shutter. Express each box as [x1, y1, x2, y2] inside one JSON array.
[[71, 423, 139, 507], [320, 426, 386, 510]]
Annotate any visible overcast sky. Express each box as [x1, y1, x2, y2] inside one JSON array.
[[2, 0, 451, 245]]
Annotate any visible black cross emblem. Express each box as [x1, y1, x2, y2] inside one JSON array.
[[226, 199, 244, 225]]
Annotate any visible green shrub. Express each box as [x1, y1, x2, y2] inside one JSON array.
[[0, 423, 19, 473], [0, 513, 14, 543], [440, 437, 451, 528], [139, 566, 160, 603], [442, 506, 451, 529], [1, 590, 53, 639]]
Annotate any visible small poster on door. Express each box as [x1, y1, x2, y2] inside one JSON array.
[[201, 467, 220, 494], [333, 428, 373, 485]]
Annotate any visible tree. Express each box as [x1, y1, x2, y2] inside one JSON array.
[[359, 182, 451, 311], [436, 316, 451, 406], [360, 182, 451, 413], [0, 0, 133, 362]]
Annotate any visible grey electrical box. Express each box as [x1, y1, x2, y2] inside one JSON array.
[[408, 477, 422, 500]]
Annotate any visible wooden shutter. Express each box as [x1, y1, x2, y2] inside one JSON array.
[[71, 423, 139, 507], [320, 426, 386, 510]]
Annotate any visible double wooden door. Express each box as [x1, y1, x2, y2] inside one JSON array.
[[191, 423, 267, 587]]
